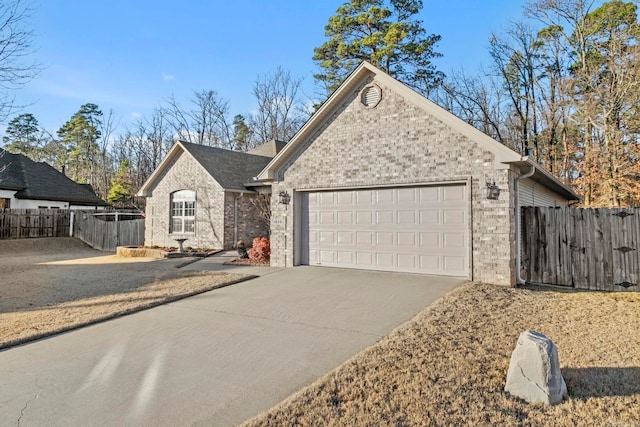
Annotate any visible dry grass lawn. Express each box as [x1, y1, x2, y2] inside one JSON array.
[[0, 270, 249, 349], [0, 238, 249, 349], [245, 283, 640, 426]]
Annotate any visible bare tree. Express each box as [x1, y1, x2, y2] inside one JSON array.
[[435, 68, 506, 144], [93, 108, 119, 199], [248, 66, 307, 146], [163, 90, 233, 148], [249, 193, 271, 235], [112, 108, 172, 193], [0, 0, 40, 122], [526, 0, 640, 207]]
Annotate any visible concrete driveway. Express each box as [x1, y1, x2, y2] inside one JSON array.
[[1, 261, 463, 427]]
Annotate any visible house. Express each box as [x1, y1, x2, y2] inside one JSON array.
[[137, 140, 285, 250], [0, 149, 107, 210], [254, 61, 578, 286]]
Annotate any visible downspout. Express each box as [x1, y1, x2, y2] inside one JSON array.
[[515, 164, 536, 286], [233, 193, 243, 249]]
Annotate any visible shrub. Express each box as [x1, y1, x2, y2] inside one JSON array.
[[248, 237, 270, 263]]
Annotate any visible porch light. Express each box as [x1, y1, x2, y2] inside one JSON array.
[[484, 182, 501, 200], [278, 191, 291, 205]]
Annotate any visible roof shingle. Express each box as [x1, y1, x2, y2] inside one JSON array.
[[0, 149, 107, 205], [179, 142, 274, 191]]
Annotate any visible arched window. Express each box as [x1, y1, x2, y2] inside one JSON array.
[[170, 190, 195, 233]]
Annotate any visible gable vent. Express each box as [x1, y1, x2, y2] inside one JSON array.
[[360, 84, 382, 108]]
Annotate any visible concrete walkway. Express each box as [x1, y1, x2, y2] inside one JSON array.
[[1, 258, 463, 427], [181, 250, 286, 277]]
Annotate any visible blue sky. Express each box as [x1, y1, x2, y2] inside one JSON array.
[[10, 0, 526, 135]]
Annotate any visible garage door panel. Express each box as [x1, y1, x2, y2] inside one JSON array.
[[397, 188, 417, 202], [319, 192, 335, 205], [376, 211, 394, 225], [337, 191, 353, 205], [444, 210, 465, 225], [337, 231, 353, 245], [337, 251, 353, 265], [443, 186, 465, 201], [376, 231, 394, 246], [304, 185, 468, 276], [319, 231, 334, 244], [420, 210, 440, 225], [308, 211, 318, 226], [356, 252, 373, 266], [397, 254, 417, 269], [356, 231, 373, 245], [308, 249, 318, 264], [376, 253, 394, 267], [356, 211, 372, 224], [398, 232, 416, 247], [419, 232, 440, 248], [319, 250, 335, 263], [397, 210, 416, 224], [319, 211, 335, 225], [356, 190, 373, 205], [444, 233, 465, 249], [444, 256, 466, 273], [375, 189, 394, 204], [420, 255, 440, 270], [337, 211, 353, 224], [419, 186, 439, 202]]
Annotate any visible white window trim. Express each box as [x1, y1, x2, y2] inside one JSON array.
[[170, 190, 196, 234]]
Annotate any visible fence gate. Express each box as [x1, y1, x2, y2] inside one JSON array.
[[73, 211, 145, 251], [522, 207, 639, 291]]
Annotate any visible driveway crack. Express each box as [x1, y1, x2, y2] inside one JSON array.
[[16, 393, 37, 427]]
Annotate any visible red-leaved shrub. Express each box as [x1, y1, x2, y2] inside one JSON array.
[[248, 237, 270, 263]]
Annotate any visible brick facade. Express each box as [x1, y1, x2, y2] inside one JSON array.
[[269, 77, 517, 285], [223, 192, 270, 248], [144, 150, 271, 251]]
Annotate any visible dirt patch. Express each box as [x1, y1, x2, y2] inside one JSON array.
[[0, 237, 250, 349], [244, 283, 640, 426]]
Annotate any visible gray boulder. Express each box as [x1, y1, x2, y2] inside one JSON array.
[[505, 330, 567, 405]]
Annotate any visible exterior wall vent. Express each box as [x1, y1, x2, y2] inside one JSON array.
[[360, 84, 382, 108]]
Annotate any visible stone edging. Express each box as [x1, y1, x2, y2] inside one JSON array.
[[116, 246, 223, 259]]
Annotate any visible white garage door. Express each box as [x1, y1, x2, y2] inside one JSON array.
[[302, 185, 468, 276]]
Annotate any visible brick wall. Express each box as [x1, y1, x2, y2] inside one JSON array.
[[144, 151, 226, 250], [223, 192, 270, 250], [269, 77, 517, 286]]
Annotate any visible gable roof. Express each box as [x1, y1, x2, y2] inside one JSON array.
[[137, 141, 274, 196], [0, 149, 107, 205], [255, 61, 578, 201]]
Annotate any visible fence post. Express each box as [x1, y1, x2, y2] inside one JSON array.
[[69, 211, 75, 237], [115, 213, 120, 248]]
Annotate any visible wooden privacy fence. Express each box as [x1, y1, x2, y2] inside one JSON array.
[[73, 211, 145, 251], [522, 207, 639, 291], [0, 209, 71, 239]]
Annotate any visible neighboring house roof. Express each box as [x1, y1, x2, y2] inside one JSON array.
[[137, 141, 275, 196], [247, 140, 286, 157], [0, 149, 108, 205], [256, 61, 578, 201]]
